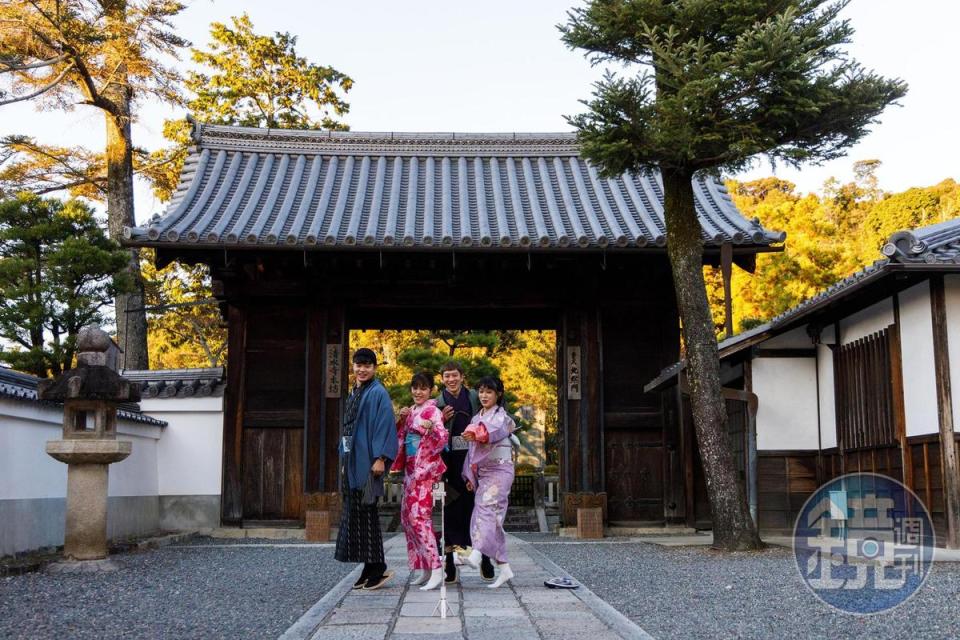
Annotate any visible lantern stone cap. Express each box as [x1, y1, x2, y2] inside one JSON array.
[[38, 366, 141, 402], [37, 325, 139, 403], [46, 439, 132, 464]]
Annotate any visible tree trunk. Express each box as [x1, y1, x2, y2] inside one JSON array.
[[661, 168, 762, 551], [103, 0, 148, 370]]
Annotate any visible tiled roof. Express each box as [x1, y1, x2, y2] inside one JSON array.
[[644, 217, 960, 392], [120, 367, 225, 399], [882, 217, 960, 263], [0, 367, 167, 426], [123, 125, 785, 252]]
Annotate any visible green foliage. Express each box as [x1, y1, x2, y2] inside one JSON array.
[[146, 12, 353, 202], [189, 13, 352, 130], [139, 12, 355, 366], [561, 0, 908, 175], [709, 169, 960, 334], [141, 250, 225, 369], [0, 194, 129, 376]]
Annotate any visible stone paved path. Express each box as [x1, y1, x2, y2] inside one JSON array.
[[281, 534, 649, 640]]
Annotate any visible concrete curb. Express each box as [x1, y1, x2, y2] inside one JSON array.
[[278, 565, 362, 640], [512, 536, 655, 640], [278, 534, 403, 640]]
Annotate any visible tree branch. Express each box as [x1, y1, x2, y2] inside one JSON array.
[[0, 53, 69, 73], [0, 61, 75, 106]]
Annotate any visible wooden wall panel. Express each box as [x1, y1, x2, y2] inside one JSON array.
[[242, 428, 304, 520], [756, 452, 818, 533]]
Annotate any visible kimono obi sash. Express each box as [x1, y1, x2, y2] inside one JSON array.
[[405, 432, 421, 458], [489, 441, 513, 462]]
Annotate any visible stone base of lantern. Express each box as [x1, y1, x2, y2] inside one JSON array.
[[46, 440, 131, 561]]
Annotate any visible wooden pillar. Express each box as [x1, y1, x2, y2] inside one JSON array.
[[304, 307, 326, 493], [720, 243, 734, 338], [931, 276, 960, 548], [888, 297, 912, 492], [324, 306, 347, 491], [662, 384, 686, 524], [580, 309, 604, 492], [561, 309, 581, 494], [221, 303, 247, 524]]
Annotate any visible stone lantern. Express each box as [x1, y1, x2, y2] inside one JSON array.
[[39, 325, 137, 570]]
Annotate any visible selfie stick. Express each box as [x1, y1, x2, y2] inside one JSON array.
[[432, 481, 454, 619]]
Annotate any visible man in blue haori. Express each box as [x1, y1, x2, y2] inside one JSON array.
[[335, 348, 398, 590]]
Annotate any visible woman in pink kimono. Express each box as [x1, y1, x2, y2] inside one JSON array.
[[460, 376, 516, 589], [392, 372, 448, 591]]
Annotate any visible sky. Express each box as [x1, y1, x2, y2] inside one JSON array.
[[2, 0, 958, 224]]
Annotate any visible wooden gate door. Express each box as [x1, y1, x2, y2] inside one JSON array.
[[604, 426, 665, 521], [601, 307, 672, 523], [240, 306, 306, 522]]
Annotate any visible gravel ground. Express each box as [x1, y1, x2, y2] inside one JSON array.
[[529, 536, 960, 640], [0, 536, 352, 640]]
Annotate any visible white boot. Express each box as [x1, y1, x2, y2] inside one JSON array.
[[462, 548, 482, 570], [488, 563, 514, 589], [419, 567, 444, 591], [410, 570, 427, 586]]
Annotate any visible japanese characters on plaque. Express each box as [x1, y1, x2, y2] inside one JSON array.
[[325, 344, 343, 398], [567, 346, 581, 400]]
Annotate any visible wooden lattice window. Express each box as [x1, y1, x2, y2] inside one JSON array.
[[833, 326, 898, 450]]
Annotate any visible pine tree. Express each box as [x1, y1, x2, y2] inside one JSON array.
[[0, 193, 130, 376], [561, 0, 906, 550], [1, 0, 190, 369]]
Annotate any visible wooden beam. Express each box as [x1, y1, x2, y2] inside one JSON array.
[[221, 304, 247, 524], [930, 275, 960, 548], [721, 242, 733, 338], [889, 295, 912, 492]]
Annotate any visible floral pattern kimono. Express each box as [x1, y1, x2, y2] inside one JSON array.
[[391, 399, 448, 570], [463, 405, 515, 564]]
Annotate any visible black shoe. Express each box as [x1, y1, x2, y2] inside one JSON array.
[[480, 555, 495, 582], [362, 570, 394, 591], [444, 553, 458, 584], [353, 564, 373, 589]]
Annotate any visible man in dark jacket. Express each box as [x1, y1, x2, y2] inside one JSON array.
[[435, 361, 496, 582], [335, 348, 398, 590]]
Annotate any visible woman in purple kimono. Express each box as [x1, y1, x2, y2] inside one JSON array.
[[460, 376, 516, 588]]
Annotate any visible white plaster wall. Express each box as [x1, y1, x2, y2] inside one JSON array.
[[944, 275, 960, 431], [840, 298, 895, 344], [900, 281, 939, 437], [142, 396, 224, 496], [754, 357, 820, 450], [817, 343, 837, 449], [761, 326, 813, 349], [0, 403, 67, 499], [0, 400, 161, 499], [110, 423, 162, 497]]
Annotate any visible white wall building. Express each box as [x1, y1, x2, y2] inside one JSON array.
[[647, 218, 960, 544], [0, 368, 224, 556]]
